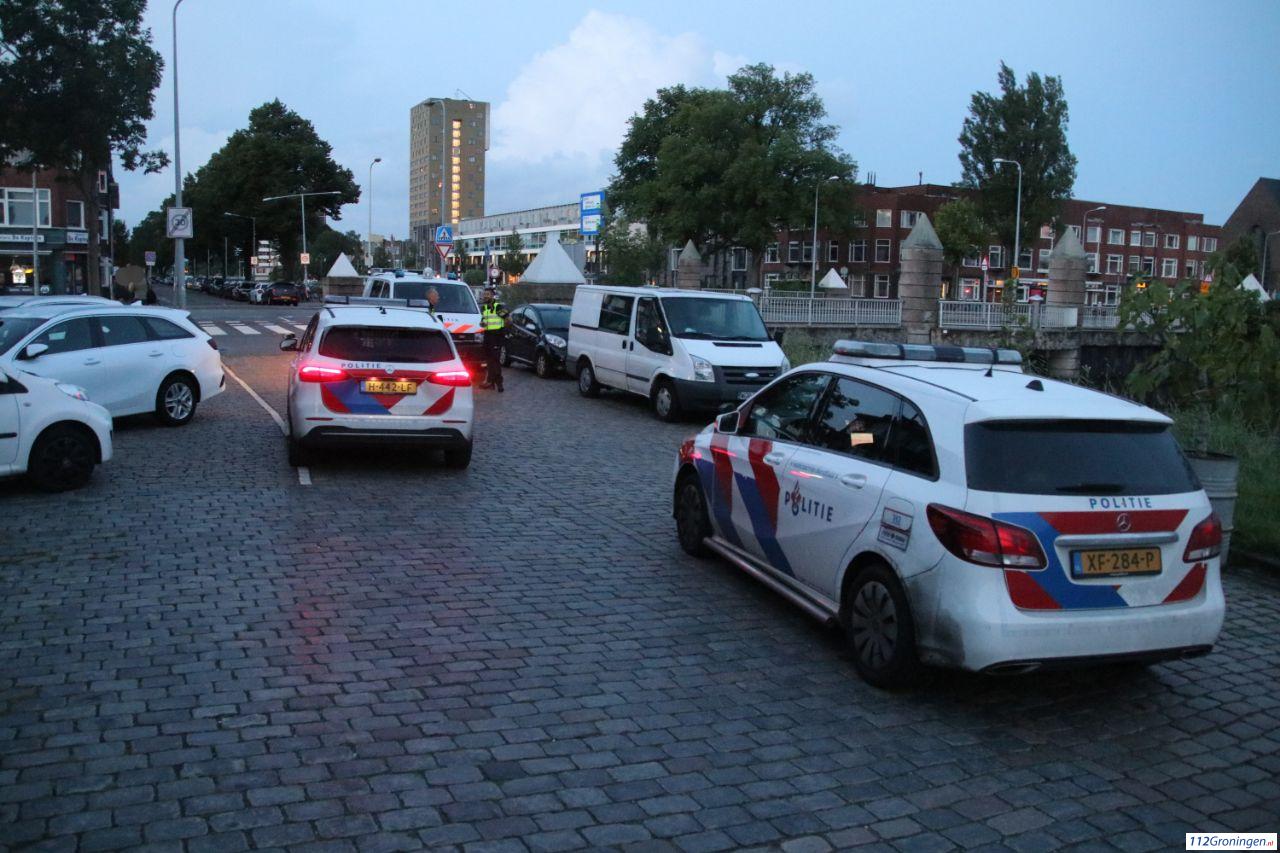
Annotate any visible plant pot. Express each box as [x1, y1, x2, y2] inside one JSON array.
[[1186, 451, 1239, 567]]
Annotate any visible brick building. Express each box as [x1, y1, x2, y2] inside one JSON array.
[[409, 97, 489, 253], [1223, 177, 1280, 293], [760, 182, 1222, 305], [0, 165, 114, 294]]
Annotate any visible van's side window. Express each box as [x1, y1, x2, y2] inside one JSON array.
[[635, 298, 668, 352], [598, 295, 634, 335]]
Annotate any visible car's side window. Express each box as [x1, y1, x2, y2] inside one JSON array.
[[31, 318, 95, 355], [97, 315, 151, 347], [142, 317, 194, 340], [739, 372, 831, 444], [299, 316, 320, 352], [885, 399, 938, 478], [810, 377, 901, 463], [598, 295, 634, 335]]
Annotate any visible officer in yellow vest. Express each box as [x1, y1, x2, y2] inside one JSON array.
[[479, 287, 507, 392]]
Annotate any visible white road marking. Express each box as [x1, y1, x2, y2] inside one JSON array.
[[221, 364, 311, 487], [297, 466, 312, 486], [262, 323, 291, 334], [290, 324, 308, 331], [229, 323, 260, 335], [199, 323, 228, 336]]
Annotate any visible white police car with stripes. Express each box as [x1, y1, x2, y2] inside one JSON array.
[[672, 341, 1225, 686]]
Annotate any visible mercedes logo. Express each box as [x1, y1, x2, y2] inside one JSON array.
[[1116, 513, 1132, 532], [384, 366, 395, 375]]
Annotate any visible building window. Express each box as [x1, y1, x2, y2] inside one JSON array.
[[1142, 257, 1155, 276], [852, 209, 867, 227], [65, 200, 85, 230], [764, 272, 780, 287], [1106, 254, 1124, 274], [962, 254, 980, 268], [1108, 228, 1125, 245], [1019, 248, 1033, 270], [875, 209, 892, 228], [828, 240, 839, 262], [801, 241, 814, 263], [850, 240, 866, 263], [1203, 237, 1218, 253], [1129, 255, 1141, 273], [1187, 235, 1199, 252], [1161, 258, 1178, 278], [959, 278, 981, 300], [1040, 225, 1054, 239], [1164, 234, 1180, 249], [731, 247, 747, 272], [787, 241, 800, 263], [900, 210, 920, 229], [1, 187, 52, 227], [764, 243, 779, 264], [1142, 232, 1156, 248], [1067, 224, 1082, 241], [874, 239, 891, 263], [1087, 253, 1098, 273], [873, 274, 890, 298], [1086, 225, 1101, 244], [1130, 230, 1142, 246], [1037, 249, 1052, 272], [988, 246, 1004, 268], [1185, 260, 1198, 279], [849, 274, 866, 296]]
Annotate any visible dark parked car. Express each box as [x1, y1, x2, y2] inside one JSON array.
[[501, 303, 571, 378], [265, 281, 301, 306], [231, 281, 256, 301]]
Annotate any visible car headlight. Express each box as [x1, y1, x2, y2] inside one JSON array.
[[691, 356, 715, 382], [56, 383, 88, 401], [779, 356, 791, 373], [544, 334, 567, 349]]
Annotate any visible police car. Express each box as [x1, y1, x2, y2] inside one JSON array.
[[280, 301, 474, 468], [672, 340, 1225, 686], [362, 271, 485, 373]]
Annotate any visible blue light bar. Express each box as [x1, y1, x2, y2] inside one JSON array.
[[831, 339, 1022, 365]]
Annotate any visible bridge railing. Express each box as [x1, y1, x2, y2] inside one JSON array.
[[937, 301, 1082, 330], [758, 297, 902, 327]]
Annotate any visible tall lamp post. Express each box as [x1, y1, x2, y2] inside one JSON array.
[[993, 158, 1023, 278], [367, 157, 381, 269], [171, 0, 186, 307], [1081, 205, 1106, 285], [810, 175, 840, 298], [223, 212, 255, 276], [1262, 229, 1280, 295], [262, 191, 342, 281]]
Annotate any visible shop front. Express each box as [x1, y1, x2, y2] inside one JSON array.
[[0, 228, 90, 294]]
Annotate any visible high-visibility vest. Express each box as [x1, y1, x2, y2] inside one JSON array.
[[481, 302, 505, 331]]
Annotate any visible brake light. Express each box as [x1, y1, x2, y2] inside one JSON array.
[[428, 369, 471, 387], [298, 364, 347, 383], [927, 504, 1046, 569], [1183, 513, 1222, 562], [206, 338, 218, 350]]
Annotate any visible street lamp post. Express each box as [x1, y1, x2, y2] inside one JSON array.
[[262, 191, 342, 281], [993, 158, 1023, 279], [1081, 205, 1107, 284], [1262, 229, 1280, 294], [810, 176, 840, 298], [367, 157, 381, 269], [171, 0, 186, 307]]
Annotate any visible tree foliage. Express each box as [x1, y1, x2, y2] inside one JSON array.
[[1205, 234, 1259, 285], [306, 228, 362, 280], [0, 0, 167, 291], [958, 63, 1077, 254], [498, 229, 527, 278], [601, 218, 665, 284], [609, 63, 856, 282], [933, 199, 987, 278]]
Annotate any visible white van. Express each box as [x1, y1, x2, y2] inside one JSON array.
[[568, 285, 789, 421], [363, 271, 485, 371]]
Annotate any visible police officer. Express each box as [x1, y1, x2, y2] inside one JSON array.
[[479, 287, 507, 392], [425, 286, 440, 317]]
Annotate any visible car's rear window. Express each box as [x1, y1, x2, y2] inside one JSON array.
[[318, 326, 453, 363], [965, 419, 1198, 495]]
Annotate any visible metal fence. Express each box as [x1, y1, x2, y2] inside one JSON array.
[[1081, 306, 1121, 329], [937, 301, 1081, 330], [759, 297, 902, 327]]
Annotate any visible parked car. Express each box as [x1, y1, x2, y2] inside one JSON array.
[[231, 281, 255, 301], [265, 282, 301, 306], [203, 276, 224, 295], [501, 303, 571, 378], [0, 366, 113, 491], [0, 305, 224, 426], [568, 285, 789, 422], [0, 295, 121, 315], [249, 281, 271, 304]]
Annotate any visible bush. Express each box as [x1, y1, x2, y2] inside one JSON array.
[[462, 268, 486, 287]]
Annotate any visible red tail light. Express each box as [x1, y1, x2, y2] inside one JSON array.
[[927, 504, 1046, 569], [298, 364, 347, 383], [206, 338, 218, 350], [1183, 513, 1222, 562], [428, 369, 471, 387]]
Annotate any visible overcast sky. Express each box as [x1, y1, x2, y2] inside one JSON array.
[[119, 0, 1280, 238]]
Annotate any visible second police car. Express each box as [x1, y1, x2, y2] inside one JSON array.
[[281, 299, 474, 468], [672, 341, 1225, 686]]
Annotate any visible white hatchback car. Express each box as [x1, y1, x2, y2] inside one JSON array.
[[672, 340, 1225, 686], [0, 305, 224, 426], [281, 302, 474, 467], [1, 366, 113, 491]]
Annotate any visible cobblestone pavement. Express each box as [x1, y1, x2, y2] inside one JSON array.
[[1, 341, 1277, 852]]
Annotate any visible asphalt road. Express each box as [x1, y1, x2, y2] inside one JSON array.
[[1, 289, 1277, 851]]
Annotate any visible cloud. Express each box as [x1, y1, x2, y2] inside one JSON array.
[[114, 126, 231, 229]]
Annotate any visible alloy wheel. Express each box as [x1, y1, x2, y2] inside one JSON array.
[[848, 581, 898, 671]]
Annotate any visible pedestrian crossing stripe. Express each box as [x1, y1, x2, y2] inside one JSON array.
[[227, 323, 260, 335], [262, 324, 291, 334], [198, 323, 228, 336], [194, 319, 312, 336]]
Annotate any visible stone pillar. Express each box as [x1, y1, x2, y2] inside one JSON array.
[[897, 214, 944, 344], [1047, 227, 1088, 324], [1047, 347, 1081, 380], [675, 239, 704, 290]]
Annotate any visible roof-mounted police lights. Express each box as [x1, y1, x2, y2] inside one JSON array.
[[830, 340, 1023, 367], [323, 294, 351, 305]]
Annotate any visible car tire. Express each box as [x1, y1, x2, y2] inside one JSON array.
[[674, 472, 712, 558], [500, 345, 512, 367], [27, 424, 97, 493], [155, 373, 198, 426], [652, 379, 682, 422], [577, 360, 601, 398], [842, 563, 921, 689], [535, 350, 552, 378], [443, 443, 472, 469]]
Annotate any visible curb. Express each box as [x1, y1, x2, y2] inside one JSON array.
[[1231, 547, 1280, 572]]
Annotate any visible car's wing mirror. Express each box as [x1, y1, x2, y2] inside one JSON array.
[[772, 328, 786, 345], [715, 410, 740, 434], [279, 335, 298, 352], [20, 342, 48, 360]]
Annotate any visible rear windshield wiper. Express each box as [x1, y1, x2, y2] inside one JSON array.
[[1054, 482, 1127, 494]]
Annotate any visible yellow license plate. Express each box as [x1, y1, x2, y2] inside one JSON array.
[[361, 379, 418, 394], [1073, 547, 1162, 577]]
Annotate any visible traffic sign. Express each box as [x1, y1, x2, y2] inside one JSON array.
[[165, 207, 194, 239], [436, 244, 452, 261], [300, 252, 311, 265], [580, 191, 604, 235], [488, 265, 499, 281], [144, 250, 157, 266], [980, 255, 989, 272], [434, 225, 453, 245], [1009, 265, 1020, 279], [249, 256, 258, 266]]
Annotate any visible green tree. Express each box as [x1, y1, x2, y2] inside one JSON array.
[[933, 198, 987, 288], [958, 62, 1077, 257], [306, 227, 362, 280], [601, 218, 665, 284], [498, 229, 527, 279], [371, 244, 391, 269], [462, 268, 486, 287], [1204, 234, 1259, 285], [110, 218, 132, 267], [0, 0, 168, 292], [609, 63, 856, 285]]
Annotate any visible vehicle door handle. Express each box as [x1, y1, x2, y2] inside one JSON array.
[[621, 339, 628, 349], [83, 358, 101, 366], [763, 452, 786, 466], [839, 473, 867, 489], [148, 351, 163, 358]]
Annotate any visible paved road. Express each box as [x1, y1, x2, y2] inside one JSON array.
[[1, 303, 1278, 851]]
